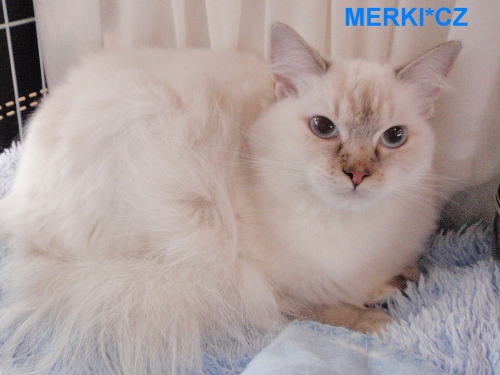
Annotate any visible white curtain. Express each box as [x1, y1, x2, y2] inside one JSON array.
[[33, 0, 500, 225]]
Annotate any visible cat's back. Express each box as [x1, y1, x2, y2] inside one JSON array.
[[26, 48, 272, 155], [0, 49, 280, 375], [4, 48, 273, 257]]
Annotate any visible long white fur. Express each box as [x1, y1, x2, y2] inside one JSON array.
[[0, 25, 460, 374], [0, 50, 281, 375]]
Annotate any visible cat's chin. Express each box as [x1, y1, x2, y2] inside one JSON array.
[[309, 185, 382, 211], [329, 190, 381, 210]]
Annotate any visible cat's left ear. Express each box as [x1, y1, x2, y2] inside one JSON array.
[[396, 41, 461, 119], [270, 23, 329, 99]]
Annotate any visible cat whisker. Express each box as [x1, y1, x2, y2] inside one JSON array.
[[413, 174, 465, 192], [194, 145, 307, 175], [403, 175, 482, 219], [239, 154, 304, 170], [392, 192, 441, 210], [389, 185, 443, 209]]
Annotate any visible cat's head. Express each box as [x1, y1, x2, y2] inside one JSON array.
[[248, 23, 460, 210]]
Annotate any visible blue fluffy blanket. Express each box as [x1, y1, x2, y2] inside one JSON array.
[[0, 144, 499, 375]]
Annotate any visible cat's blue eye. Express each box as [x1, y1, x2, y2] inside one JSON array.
[[380, 126, 407, 148], [309, 116, 338, 139]]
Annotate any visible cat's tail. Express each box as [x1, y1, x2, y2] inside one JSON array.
[[0, 244, 282, 375]]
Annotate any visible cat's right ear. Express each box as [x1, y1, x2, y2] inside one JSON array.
[[396, 41, 461, 120], [270, 23, 329, 99]]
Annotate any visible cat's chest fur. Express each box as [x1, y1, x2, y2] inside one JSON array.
[[234, 167, 438, 308]]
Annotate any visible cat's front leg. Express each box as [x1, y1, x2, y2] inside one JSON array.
[[309, 304, 392, 333], [365, 260, 421, 304], [387, 262, 420, 290], [308, 263, 421, 333]]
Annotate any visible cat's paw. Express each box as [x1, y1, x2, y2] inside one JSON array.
[[368, 284, 399, 303], [351, 308, 393, 333], [382, 263, 421, 296], [310, 304, 392, 334], [370, 262, 421, 302]]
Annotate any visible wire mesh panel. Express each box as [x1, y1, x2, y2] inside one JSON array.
[[0, 0, 46, 150]]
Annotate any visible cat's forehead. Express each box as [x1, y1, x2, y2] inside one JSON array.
[[330, 61, 398, 137]]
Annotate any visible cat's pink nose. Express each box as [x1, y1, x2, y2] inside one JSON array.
[[343, 168, 369, 187]]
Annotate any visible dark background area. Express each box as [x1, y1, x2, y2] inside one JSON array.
[[0, 0, 45, 150]]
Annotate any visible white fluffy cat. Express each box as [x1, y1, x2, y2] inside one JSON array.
[[0, 24, 460, 374]]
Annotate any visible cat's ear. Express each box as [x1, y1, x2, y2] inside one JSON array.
[[396, 41, 461, 119], [270, 23, 329, 99]]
